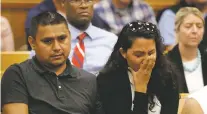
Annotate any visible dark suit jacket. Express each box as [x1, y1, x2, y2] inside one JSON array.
[[97, 66, 179, 114], [91, 11, 110, 32], [167, 45, 207, 93], [200, 16, 207, 49]]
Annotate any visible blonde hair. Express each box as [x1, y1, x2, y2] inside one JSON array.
[[175, 7, 204, 32]]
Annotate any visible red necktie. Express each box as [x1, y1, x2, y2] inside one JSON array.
[[72, 32, 87, 68]]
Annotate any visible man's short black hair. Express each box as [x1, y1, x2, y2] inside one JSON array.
[[29, 11, 68, 39]]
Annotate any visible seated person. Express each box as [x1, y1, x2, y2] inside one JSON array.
[[97, 20, 179, 114], [25, 0, 108, 51], [1, 11, 104, 114], [181, 86, 207, 114], [93, 0, 157, 35], [158, 0, 207, 51], [168, 7, 207, 93], [1, 16, 15, 51]]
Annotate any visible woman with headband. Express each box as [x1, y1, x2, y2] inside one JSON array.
[[97, 20, 179, 114]]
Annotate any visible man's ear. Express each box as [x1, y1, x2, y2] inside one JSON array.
[[28, 36, 36, 50], [119, 48, 126, 59]]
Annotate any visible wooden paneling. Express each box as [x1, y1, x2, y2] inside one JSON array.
[[145, 0, 178, 12], [1, 51, 30, 73], [1, 0, 42, 50], [2, 0, 42, 8], [2, 10, 28, 50]]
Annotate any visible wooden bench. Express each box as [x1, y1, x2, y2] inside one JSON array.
[[178, 93, 189, 114], [0, 51, 191, 114], [1, 51, 30, 77]]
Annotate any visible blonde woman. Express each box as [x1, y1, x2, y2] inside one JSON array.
[[168, 7, 207, 94]]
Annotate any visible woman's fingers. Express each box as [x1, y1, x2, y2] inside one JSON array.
[[146, 55, 156, 71], [140, 58, 149, 70]]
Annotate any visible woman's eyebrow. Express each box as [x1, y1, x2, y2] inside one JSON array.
[[148, 49, 155, 53]]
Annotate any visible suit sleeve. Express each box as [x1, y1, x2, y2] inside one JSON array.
[[94, 93, 105, 114], [132, 92, 148, 114], [159, 78, 179, 114]]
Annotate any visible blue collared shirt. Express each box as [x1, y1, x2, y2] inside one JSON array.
[[30, 23, 118, 75], [158, 9, 177, 46], [68, 23, 118, 75]]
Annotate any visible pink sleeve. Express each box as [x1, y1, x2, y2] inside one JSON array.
[[1, 16, 15, 51]]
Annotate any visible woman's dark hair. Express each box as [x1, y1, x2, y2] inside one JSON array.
[[104, 20, 177, 111]]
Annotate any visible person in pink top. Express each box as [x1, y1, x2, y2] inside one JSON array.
[[1, 16, 15, 51]]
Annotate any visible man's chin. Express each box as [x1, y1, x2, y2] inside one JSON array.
[[78, 18, 91, 24], [50, 61, 66, 67], [186, 43, 200, 48]]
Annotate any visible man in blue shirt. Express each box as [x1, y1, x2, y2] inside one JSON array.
[[31, 0, 118, 75], [25, 0, 111, 51]]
